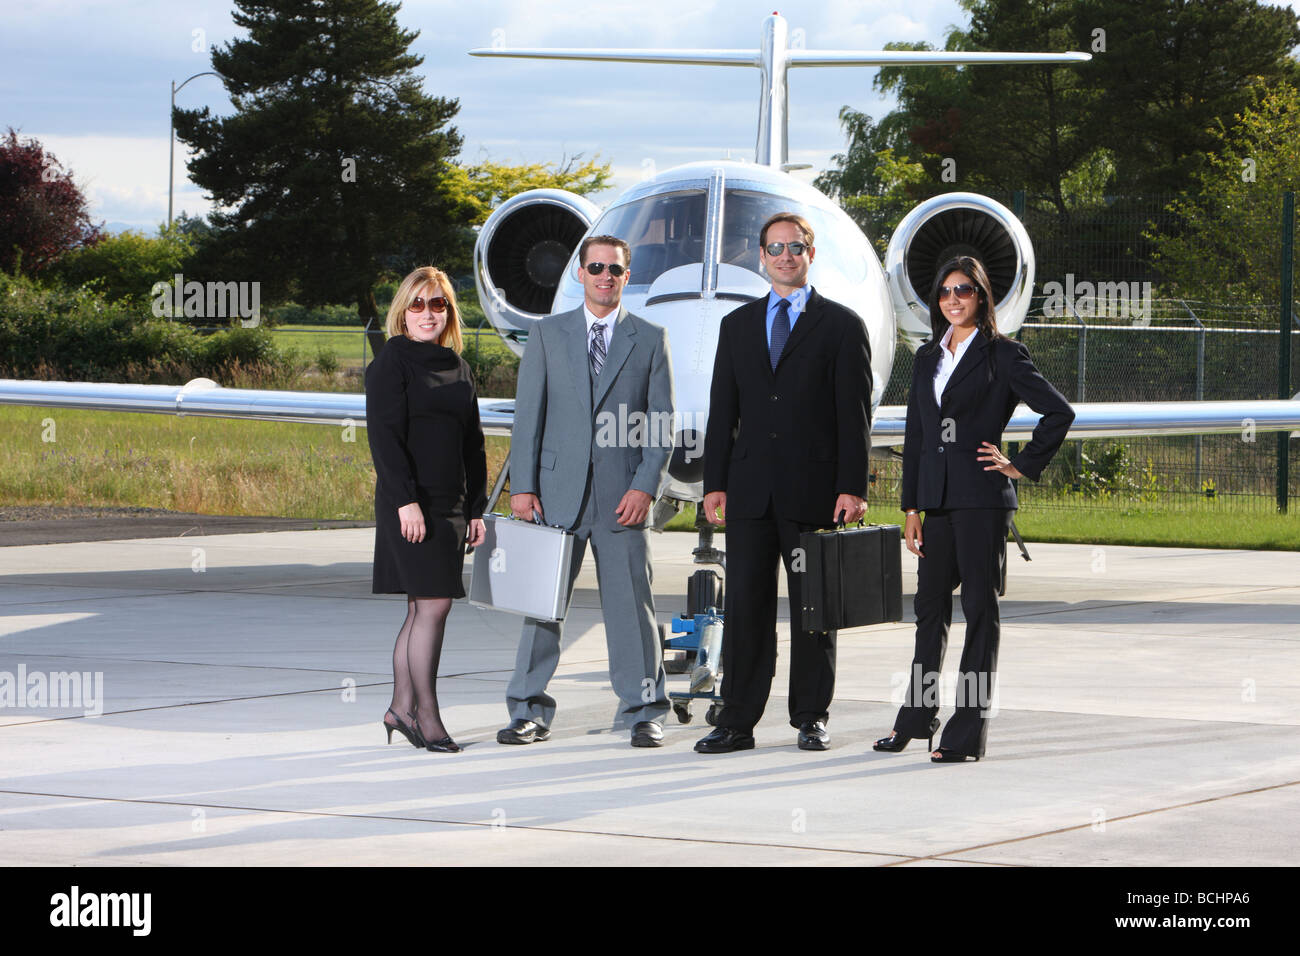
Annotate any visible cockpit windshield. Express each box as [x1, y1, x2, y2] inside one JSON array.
[[721, 188, 863, 282], [593, 189, 707, 289], [580, 182, 864, 292]]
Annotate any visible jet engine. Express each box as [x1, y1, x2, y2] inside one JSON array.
[[473, 189, 601, 356], [884, 193, 1035, 351]]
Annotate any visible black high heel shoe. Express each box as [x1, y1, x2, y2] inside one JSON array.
[[414, 714, 461, 754], [872, 717, 941, 753], [930, 747, 979, 763], [383, 708, 424, 749]]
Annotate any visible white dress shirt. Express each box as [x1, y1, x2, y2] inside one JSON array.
[[933, 325, 977, 405]]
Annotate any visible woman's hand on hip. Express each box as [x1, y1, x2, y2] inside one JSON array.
[[466, 518, 486, 547], [978, 442, 1024, 479], [397, 502, 426, 543], [904, 512, 924, 557]]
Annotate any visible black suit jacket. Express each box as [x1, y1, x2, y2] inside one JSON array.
[[704, 288, 873, 525], [901, 331, 1074, 513]]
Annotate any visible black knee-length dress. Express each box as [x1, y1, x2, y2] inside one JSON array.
[[365, 335, 488, 597]]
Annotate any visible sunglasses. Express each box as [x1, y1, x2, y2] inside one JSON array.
[[584, 262, 626, 277], [939, 284, 978, 300], [407, 295, 448, 314], [764, 241, 809, 256]]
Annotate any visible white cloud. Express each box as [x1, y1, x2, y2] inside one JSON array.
[[31, 132, 204, 229]]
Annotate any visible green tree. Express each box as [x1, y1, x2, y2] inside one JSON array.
[[443, 155, 611, 226], [173, 0, 470, 357], [820, 0, 1300, 223], [814, 108, 928, 253], [52, 225, 193, 310], [1149, 82, 1300, 307], [1076, 0, 1300, 195]]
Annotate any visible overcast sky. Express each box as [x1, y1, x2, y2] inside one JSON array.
[[3, 0, 1298, 231]]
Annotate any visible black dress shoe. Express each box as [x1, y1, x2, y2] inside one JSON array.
[[694, 727, 755, 753], [797, 720, 829, 751], [631, 721, 664, 748], [496, 718, 551, 745]]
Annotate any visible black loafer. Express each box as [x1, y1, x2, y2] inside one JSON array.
[[694, 727, 755, 753], [631, 721, 664, 748], [496, 718, 551, 745], [797, 720, 829, 751]]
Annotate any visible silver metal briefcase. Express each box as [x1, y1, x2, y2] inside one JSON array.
[[468, 513, 575, 622]]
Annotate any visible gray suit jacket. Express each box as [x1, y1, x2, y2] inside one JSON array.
[[511, 305, 675, 532]]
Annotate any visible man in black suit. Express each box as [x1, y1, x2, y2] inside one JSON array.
[[694, 212, 873, 753]]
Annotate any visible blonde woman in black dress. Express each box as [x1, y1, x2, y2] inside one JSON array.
[[367, 267, 487, 753]]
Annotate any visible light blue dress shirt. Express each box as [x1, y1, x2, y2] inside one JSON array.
[[765, 285, 810, 349]]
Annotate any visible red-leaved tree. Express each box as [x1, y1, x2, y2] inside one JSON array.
[[0, 128, 102, 274]]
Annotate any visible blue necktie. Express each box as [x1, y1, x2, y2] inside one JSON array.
[[769, 298, 790, 370]]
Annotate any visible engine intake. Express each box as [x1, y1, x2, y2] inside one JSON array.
[[474, 189, 601, 355], [885, 193, 1034, 351]]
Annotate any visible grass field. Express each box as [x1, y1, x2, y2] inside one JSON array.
[[269, 324, 519, 382], [0, 405, 508, 521], [269, 325, 371, 369], [2, 405, 1297, 548]]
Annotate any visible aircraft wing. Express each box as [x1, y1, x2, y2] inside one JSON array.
[[869, 400, 1300, 446], [5, 380, 1298, 445], [0, 379, 517, 436]]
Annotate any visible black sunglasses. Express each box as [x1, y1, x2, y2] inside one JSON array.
[[763, 241, 808, 256], [584, 262, 626, 277], [407, 295, 448, 314], [939, 284, 977, 300]]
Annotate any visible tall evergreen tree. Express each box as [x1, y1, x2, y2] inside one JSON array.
[[174, 0, 467, 352]]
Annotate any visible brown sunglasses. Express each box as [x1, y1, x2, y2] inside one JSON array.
[[407, 295, 448, 314]]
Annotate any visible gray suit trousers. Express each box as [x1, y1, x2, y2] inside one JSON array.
[[505, 480, 668, 729]]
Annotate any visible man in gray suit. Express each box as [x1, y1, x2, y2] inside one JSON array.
[[499, 235, 675, 748]]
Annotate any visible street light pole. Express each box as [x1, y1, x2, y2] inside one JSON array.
[[169, 71, 219, 228]]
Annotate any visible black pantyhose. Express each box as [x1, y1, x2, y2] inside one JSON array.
[[386, 596, 453, 744]]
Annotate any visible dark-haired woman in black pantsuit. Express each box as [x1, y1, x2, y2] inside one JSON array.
[[367, 266, 487, 754], [873, 256, 1074, 762]]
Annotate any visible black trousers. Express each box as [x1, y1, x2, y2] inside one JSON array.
[[893, 507, 1012, 757], [718, 500, 836, 732]]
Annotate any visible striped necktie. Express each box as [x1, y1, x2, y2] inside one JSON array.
[[769, 298, 790, 370], [589, 322, 607, 377]]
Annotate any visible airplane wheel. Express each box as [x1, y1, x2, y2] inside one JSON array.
[[673, 703, 692, 724], [705, 704, 721, 726]]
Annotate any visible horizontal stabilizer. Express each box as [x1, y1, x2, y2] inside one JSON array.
[[787, 50, 1091, 67], [470, 48, 758, 67]]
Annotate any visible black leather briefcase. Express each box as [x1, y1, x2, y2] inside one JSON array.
[[798, 523, 903, 632]]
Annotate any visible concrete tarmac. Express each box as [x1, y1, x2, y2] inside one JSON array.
[[1, 528, 1297, 866]]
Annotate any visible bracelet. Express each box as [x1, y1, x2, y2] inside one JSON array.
[[905, 509, 918, 516]]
